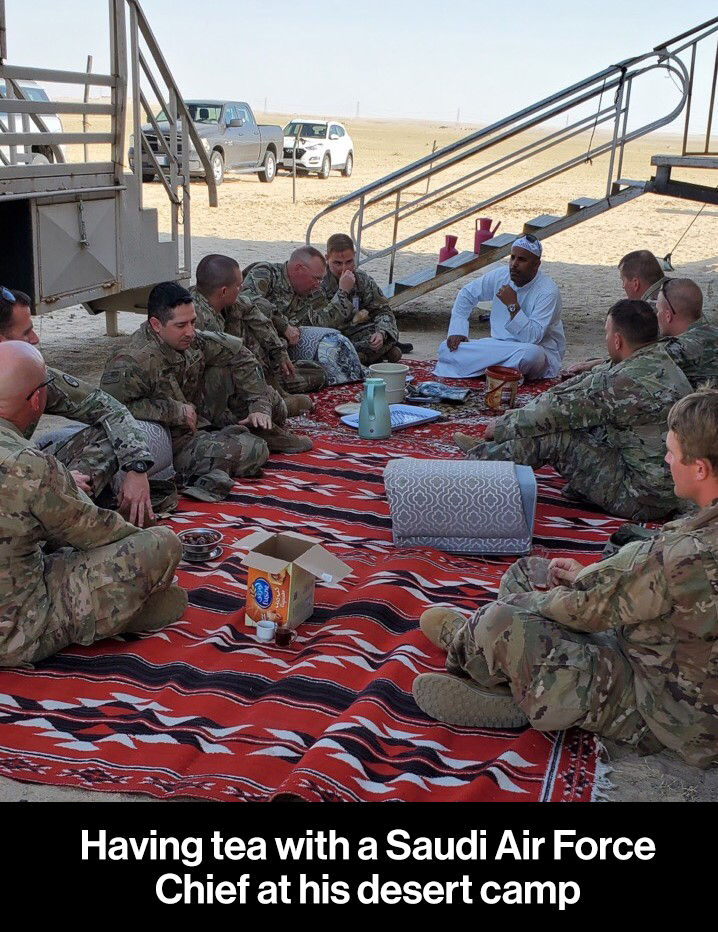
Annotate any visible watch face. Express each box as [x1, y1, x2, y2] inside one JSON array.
[[128, 461, 149, 473]]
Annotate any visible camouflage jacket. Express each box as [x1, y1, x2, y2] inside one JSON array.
[[0, 418, 137, 666], [190, 286, 289, 373], [242, 261, 349, 334], [100, 322, 270, 452], [664, 317, 718, 389], [320, 269, 398, 341], [503, 500, 718, 767], [25, 367, 152, 467], [496, 343, 692, 511]]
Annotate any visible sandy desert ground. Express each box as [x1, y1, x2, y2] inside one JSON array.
[[4, 112, 718, 802]]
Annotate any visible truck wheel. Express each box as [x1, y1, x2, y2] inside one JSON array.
[[319, 153, 331, 179], [210, 150, 225, 185], [342, 152, 354, 177], [142, 171, 155, 182], [259, 150, 276, 183]]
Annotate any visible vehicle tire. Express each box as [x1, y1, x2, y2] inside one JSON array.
[[341, 152, 354, 177], [319, 153, 331, 179], [142, 171, 155, 182], [210, 150, 225, 185], [259, 149, 277, 183]]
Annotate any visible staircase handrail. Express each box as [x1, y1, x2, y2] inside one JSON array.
[[306, 15, 718, 271]]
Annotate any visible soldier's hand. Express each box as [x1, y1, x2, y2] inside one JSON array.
[[446, 334, 468, 352], [280, 358, 296, 379], [339, 270, 356, 293], [118, 471, 155, 528], [496, 284, 518, 307], [483, 418, 497, 440], [368, 331, 384, 350], [561, 358, 602, 379], [182, 403, 198, 431], [284, 324, 301, 347], [242, 411, 272, 430], [71, 470, 92, 494], [547, 557, 583, 588]]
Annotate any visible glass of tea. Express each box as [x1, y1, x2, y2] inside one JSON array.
[[527, 556, 551, 592], [275, 626, 297, 648]]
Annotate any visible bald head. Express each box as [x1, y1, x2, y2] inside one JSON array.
[[287, 246, 326, 295], [656, 278, 704, 337], [0, 341, 48, 428]]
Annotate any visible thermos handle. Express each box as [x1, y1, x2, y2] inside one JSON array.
[[366, 381, 375, 419]]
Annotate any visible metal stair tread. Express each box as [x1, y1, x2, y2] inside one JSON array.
[[437, 250, 479, 270], [394, 266, 441, 290], [523, 214, 562, 231], [478, 232, 518, 254]]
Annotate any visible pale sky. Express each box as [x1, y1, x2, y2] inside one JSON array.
[[4, 1, 718, 128]]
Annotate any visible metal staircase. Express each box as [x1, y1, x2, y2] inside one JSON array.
[[0, 0, 216, 334], [306, 17, 718, 308]]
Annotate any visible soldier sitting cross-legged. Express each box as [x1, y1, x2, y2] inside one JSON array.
[[0, 342, 186, 667], [415, 387, 718, 768], [100, 282, 312, 502]]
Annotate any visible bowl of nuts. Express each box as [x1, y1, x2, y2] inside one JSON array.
[[178, 528, 224, 562]]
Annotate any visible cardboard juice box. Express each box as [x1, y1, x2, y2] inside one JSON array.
[[240, 531, 351, 629]]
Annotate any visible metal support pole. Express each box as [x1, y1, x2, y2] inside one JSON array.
[[388, 191, 401, 284], [0, 1, 6, 62], [292, 126, 299, 204], [705, 36, 718, 153], [83, 54, 93, 162]]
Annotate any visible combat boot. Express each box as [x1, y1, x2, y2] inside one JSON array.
[[412, 673, 528, 728], [282, 394, 314, 416], [254, 426, 313, 454], [385, 345, 403, 363], [419, 606, 468, 652], [454, 431, 480, 454], [125, 585, 188, 633]]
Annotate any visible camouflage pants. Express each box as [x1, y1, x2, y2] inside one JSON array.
[[344, 320, 399, 365], [46, 423, 118, 498], [266, 360, 326, 395], [15, 526, 182, 667], [202, 365, 287, 427], [174, 426, 269, 482], [445, 558, 653, 746], [468, 429, 670, 521]]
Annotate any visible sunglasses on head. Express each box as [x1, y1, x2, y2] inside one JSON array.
[[1, 286, 16, 304]]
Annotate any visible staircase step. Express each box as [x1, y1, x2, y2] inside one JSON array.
[[523, 214, 562, 232], [478, 232, 518, 255], [566, 196, 599, 216], [437, 250, 478, 271], [612, 178, 647, 192], [393, 266, 440, 293]]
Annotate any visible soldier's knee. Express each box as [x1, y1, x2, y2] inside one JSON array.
[[474, 601, 515, 654], [143, 525, 182, 567]]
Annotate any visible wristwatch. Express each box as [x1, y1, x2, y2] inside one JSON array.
[[123, 460, 150, 474], [507, 303, 520, 318]]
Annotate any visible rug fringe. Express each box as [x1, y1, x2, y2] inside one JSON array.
[[591, 737, 615, 802]]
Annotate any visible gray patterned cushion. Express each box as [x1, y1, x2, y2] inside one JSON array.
[[37, 420, 175, 481], [383, 458, 537, 555], [290, 326, 364, 385]]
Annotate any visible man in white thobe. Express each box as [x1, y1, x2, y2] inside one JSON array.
[[434, 235, 565, 379]]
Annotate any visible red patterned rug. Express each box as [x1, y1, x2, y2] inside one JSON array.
[[0, 362, 621, 801]]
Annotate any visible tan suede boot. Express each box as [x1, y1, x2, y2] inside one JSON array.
[[125, 585, 188, 633], [255, 426, 313, 454], [454, 431, 480, 454], [413, 673, 528, 728], [419, 606, 468, 652], [283, 394, 314, 416]]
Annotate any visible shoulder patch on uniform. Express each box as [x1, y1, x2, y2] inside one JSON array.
[[100, 371, 121, 384], [62, 374, 80, 387]]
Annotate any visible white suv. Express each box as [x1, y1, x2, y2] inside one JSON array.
[[280, 119, 353, 178]]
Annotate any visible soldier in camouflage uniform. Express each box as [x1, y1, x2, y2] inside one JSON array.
[[190, 253, 325, 398], [242, 247, 366, 384], [100, 283, 311, 492], [456, 300, 692, 520], [0, 342, 186, 667], [0, 289, 155, 525], [657, 278, 718, 389], [415, 387, 718, 768], [320, 233, 401, 365]]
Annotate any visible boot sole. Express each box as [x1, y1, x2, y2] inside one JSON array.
[[413, 673, 529, 728]]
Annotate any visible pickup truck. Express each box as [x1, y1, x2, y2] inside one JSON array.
[[128, 100, 283, 184]]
